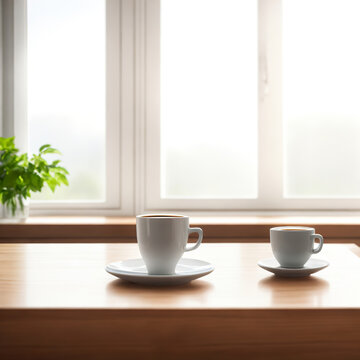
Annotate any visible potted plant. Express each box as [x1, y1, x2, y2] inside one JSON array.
[[0, 137, 69, 220]]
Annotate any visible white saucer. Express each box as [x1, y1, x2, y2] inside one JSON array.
[[106, 258, 214, 286], [257, 258, 329, 277]]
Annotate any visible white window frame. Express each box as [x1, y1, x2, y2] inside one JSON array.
[[2, 0, 135, 215], [3, 0, 360, 216], [139, 0, 360, 213]]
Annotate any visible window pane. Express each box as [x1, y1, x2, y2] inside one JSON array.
[[284, 0, 360, 198], [28, 0, 105, 201], [161, 0, 257, 199]]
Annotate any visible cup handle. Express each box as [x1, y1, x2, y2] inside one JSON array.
[[311, 234, 324, 254], [185, 227, 203, 252]]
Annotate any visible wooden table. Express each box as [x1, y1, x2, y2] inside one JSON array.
[[1, 243, 360, 359]]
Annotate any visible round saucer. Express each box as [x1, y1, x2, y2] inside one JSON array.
[[257, 258, 329, 277], [106, 258, 214, 286]]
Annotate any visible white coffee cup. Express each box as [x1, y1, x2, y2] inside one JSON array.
[[136, 214, 203, 275], [270, 226, 324, 268]]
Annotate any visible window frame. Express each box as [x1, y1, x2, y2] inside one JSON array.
[[142, 0, 282, 211], [4, 0, 135, 215], [4, 0, 360, 216], [141, 0, 360, 212]]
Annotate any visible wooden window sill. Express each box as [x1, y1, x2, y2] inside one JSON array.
[[1, 216, 360, 243]]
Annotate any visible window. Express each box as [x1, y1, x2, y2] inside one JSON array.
[[10, 0, 134, 214], [145, 0, 262, 210], [144, 0, 360, 211], [3, 0, 360, 214], [160, 0, 258, 199], [28, 0, 106, 202], [283, 0, 360, 199]]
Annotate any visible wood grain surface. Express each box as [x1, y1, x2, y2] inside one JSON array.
[[0, 243, 360, 308], [1, 309, 360, 360], [1, 243, 360, 359], [1, 216, 360, 244]]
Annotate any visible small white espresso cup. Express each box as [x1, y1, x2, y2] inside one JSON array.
[[136, 214, 203, 275], [270, 226, 324, 268]]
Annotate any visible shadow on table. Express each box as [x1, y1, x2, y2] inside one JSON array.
[[108, 278, 212, 292], [258, 276, 330, 307]]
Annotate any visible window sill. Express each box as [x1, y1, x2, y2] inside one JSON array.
[[1, 216, 360, 243]]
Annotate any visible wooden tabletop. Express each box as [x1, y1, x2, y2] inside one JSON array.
[[1, 242, 360, 309], [1, 242, 360, 360]]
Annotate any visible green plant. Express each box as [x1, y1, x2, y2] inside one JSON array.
[[0, 137, 69, 216]]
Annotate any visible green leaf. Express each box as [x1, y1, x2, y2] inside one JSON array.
[[18, 153, 28, 162], [2, 170, 22, 187], [46, 178, 59, 192], [39, 144, 51, 152], [0, 137, 16, 151], [51, 166, 69, 175], [55, 173, 69, 186], [30, 173, 43, 191], [38, 161, 48, 174], [28, 162, 35, 173], [42, 148, 61, 155]]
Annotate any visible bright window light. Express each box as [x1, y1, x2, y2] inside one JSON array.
[[160, 0, 258, 199], [27, 0, 105, 201], [284, 0, 360, 198]]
